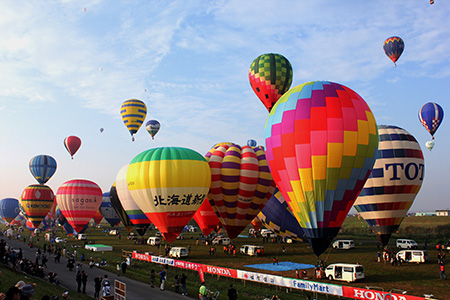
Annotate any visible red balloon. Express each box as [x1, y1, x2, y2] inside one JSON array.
[[193, 199, 220, 236], [93, 210, 103, 225], [64, 136, 82, 159]]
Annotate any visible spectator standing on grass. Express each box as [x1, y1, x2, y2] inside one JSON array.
[[150, 269, 155, 287], [439, 262, 447, 280], [94, 276, 102, 299], [228, 284, 238, 300], [159, 268, 166, 291], [199, 281, 208, 300], [116, 262, 121, 276], [76, 270, 82, 293], [180, 273, 187, 296], [101, 275, 111, 297], [377, 251, 381, 262], [81, 270, 88, 294], [121, 260, 127, 274]]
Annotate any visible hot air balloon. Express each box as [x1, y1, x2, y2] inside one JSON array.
[[82, 8, 87, 12], [120, 99, 147, 141], [354, 125, 424, 247], [100, 192, 121, 227], [145, 120, 160, 140], [251, 216, 263, 232], [55, 207, 66, 226], [64, 136, 82, 159], [247, 139, 257, 147], [116, 165, 152, 236], [258, 188, 305, 241], [193, 199, 221, 236], [205, 143, 274, 239], [26, 219, 36, 231], [383, 36, 404, 67], [265, 81, 378, 257], [56, 179, 102, 233], [92, 210, 103, 225], [100, 128, 104, 133], [127, 147, 211, 243], [29, 155, 57, 184], [425, 140, 435, 151], [20, 185, 55, 228], [249, 53, 293, 112], [0, 198, 20, 223], [110, 182, 134, 233], [419, 102, 444, 140]]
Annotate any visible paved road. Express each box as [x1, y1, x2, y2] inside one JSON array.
[[5, 237, 190, 300]]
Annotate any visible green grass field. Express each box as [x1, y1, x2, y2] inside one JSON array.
[[2, 215, 449, 299]]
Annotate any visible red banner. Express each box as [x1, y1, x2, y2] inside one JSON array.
[[342, 286, 425, 300], [174, 260, 203, 272], [202, 264, 238, 278], [132, 252, 151, 262]]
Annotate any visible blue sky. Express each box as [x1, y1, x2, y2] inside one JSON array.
[[1, 0, 449, 213]]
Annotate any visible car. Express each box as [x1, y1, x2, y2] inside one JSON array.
[[325, 263, 365, 283], [396, 250, 428, 264], [55, 237, 65, 243], [109, 229, 119, 236], [212, 237, 231, 245], [240, 245, 264, 256], [77, 234, 87, 240], [396, 239, 418, 250], [127, 233, 138, 240], [169, 247, 189, 258], [332, 240, 354, 250]]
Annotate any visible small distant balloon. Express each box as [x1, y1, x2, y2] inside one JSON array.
[[430, 0, 434, 4], [425, 140, 435, 151], [100, 128, 104, 133], [64, 136, 82, 159], [145, 120, 160, 140], [99, 67, 103, 72], [383, 36, 404, 67], [247, 139, 257, 147], [418, 102, 444, 140], [82, 8, 87, 12], [120, 99, 147, 141]]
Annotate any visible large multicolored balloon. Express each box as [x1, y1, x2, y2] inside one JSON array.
[[0, 198, 20, 223], [258, 188, 305, 241], [193, 198, 221, 236], [20, 185, 55, 228], [205, 143, 274, 239], [100, 192, 121, 227], [145, 120, 160, 140], [354, 125, 424, 247], [418, 102, 444, 139], [29, 155, 57, 184], [383, 36, 404, 67], [64, 136, 82, 159], [265, 81, 378, 257], [120, 99, 147, 141], [249, 53, 293, 112], [56, 179, 102, 233], [109, 182, 134, 233], [127, 147, 211, 242], [115, 164, 152, 236]]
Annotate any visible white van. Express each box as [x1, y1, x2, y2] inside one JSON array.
[[260, 229, 277, 238], [212, 237, 231, 245], [240, 245, 264, 257], [396, 239, 418, 249], [325, 263, 365, 283], [332, 240, 354, 250], [147, 237, 161, 246], [396, 250, 428, 264], [77, 234, 87, 240], [169, 247, 189, 258]]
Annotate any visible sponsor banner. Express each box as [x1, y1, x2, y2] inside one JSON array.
[[151, 256, 175, 266], [132, 252, 151, 262], [290, 279, 343, 296], [237, 270, 285, 285], [202, 264, 237, 278], [343, 286, 425, 300], [174, 260, 203, 271]]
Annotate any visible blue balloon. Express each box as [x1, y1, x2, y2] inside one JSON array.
[[29, 155, 57, 184], [419, 102, 444, 139], [0, 198, 20, 223], [100, 192, 121, 227], [247, 139, 257, 147]]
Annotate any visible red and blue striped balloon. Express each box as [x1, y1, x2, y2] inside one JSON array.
[[419, 102, 444, 139]]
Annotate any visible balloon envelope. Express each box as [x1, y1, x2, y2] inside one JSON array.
[[383, 36, 404, 66], [64, 136, 82, 159], [93, 210, 103, 225], [56, 179, 102, 233], [120, 99, 147, 141], [0, 198, 20, 223], [205, 143, 274, 239], [425, 140, 435, 151], [100, 192, 121, 227], [258, 188, 305, 241], [264, 81, 378, 257], [145, 120, 161, 139], [193, 198, 221, 236], [354, 125, 424, 246], [20, 184, 55, 228], [247, 139, 257, 147], [109, 182, 134, 233], [29, 155, 57, 184], [418, 102, 444, 139], [249, 53, 293, 112], [127, 147, 211, 242]]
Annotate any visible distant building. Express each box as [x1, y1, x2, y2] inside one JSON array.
[[414, 212, 437, 216], [436, 210, 449, 217]]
